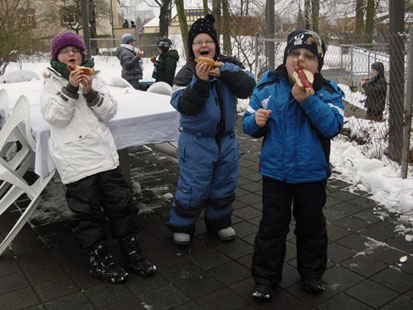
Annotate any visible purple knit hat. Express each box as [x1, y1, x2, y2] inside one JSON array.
[[51, 32, 86, 60]]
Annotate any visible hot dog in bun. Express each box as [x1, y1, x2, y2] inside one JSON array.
[[67, 64, 95, 76], [292, 59, 314, 95], [195, 57, 223, 68]]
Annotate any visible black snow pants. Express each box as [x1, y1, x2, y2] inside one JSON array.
[[251, 176, 328, 287], [65, 167, 138, 250]]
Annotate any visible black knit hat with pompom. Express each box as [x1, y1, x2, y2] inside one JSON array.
[[188, 14, 220, 59]]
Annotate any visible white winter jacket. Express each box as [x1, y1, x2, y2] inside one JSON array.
[[41, 68, 119, 184]]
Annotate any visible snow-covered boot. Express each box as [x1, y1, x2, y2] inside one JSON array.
[[88, 242, 128, 283], [119, 234, 157, 277]]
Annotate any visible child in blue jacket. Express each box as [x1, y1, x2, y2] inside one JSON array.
[[167, 15, 256, 245], [243, 30, 344, 300]]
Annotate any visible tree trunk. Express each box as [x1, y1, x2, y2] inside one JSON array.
[[176, 0, 189, 59], [355, 0, 364, 34], [212, 0, 221, 39], [159, 0, 172, 38], [203, 0, 208, 16], [222, 0, 231, 55], [304, 0, 311, 29], [365, 0, 374, 44], [311, 0, 319, 32], [89, 0, 98, 55]]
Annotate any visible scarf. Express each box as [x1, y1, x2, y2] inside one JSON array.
[[50, 59, 95, 80]]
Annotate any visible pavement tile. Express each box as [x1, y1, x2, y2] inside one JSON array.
[[0, 271, 30, 295], [236, 253, 253, 269], [279, 263, 300, 288], [16, 249, 59, 272], [34, 276, 80, 303], [317, 293, 374, 310], [327, 223, 353, 241], [286, 280, 338, 306], [138, 284, 189, 309], [325, 195, 343, 207], [208, 261, 250, 285], [247, 216, 261, 227], [0, 287, 40, 310], [330, 201, 364, 215], [386, 235, 413, 254], [239, 181, 262, 193], [327, 242, 357, 264], [353, 210, 382, 224], [381, 295, 413, 310], [232, 221, 258, 238], [126, 273, 169, 296], [341, 253, 387, 277], [236, 186, 250, 197], [214, 239, 254, 260], [350, 195, 383, 209], [9, 236, 48, 256], [324, 208, 347, 223], [249, 289, 313, 309], [194, 287, 249, 310], [170, 301, 204, 310], [236, 193, 262, 206], [233, 206, 262, 221], [346, 279, 399, 308], [44, 292, 94, 310], [242, 233, 256, 245], [368, 245, 406, 265], [336, 233, 371, 252], [99, 296, 147, 310], [328, 189, 360, 202], [372, 266, 413, 293], [0, 256, 20, 277], [334, 215, 371, 232], [84, 283, 136, 308], [183, 243, 231, 271], [359, 222, 397, 242], [24, 261, 68, 285], [324, 265, 364, 290]]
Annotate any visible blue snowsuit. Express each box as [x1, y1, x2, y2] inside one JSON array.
[[167, 59, 256, 234], [243, 65, 344, 286]]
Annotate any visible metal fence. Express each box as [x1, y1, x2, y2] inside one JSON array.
[[254, 29, 413, 179]]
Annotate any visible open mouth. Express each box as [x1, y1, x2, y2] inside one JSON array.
[[68, 58, 76, 63], [200, 51, 210, 56]]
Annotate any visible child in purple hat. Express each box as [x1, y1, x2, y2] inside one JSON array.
[[40, 32, 156, 283]]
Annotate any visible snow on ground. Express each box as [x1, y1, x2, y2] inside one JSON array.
[[2, 52, 413, 238]]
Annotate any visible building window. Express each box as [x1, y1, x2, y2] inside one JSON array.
[[17, 8, 36, 26], [61, 6, 80, 25]]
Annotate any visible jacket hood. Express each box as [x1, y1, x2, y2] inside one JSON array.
[[371, 62, 384, 77], [165, 49, 179, 61]]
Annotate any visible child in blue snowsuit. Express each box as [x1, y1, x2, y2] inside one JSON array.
[[167, 15, 256, 245], [243, 30, 344, 300]]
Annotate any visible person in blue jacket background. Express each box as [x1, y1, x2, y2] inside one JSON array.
[[243, 30, 344, 300], [167, 14, 256, 246]]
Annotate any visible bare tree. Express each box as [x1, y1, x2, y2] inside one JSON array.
[[158, 0, 171, 37], [365, 0, 374, 44], [175, 0, 188, 59], [212, 0, 221, 39], [203, 0, 209, 16], [0, 0, 41, 75], [355, 0, 365, 34], [304, 0, 311, 29], [222, 0, 231, 55], [311, 0, 319, 32]]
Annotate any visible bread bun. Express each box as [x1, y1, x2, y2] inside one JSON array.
[[195, 57, 223, 67], [292, 59, 314, 94], [67, 64, 95, 76]]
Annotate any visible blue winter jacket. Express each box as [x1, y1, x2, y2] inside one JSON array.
[[243, 66, 345, 183], [171, 60, 255, 136]]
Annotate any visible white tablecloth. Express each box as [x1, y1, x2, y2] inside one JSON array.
[[1, 80, 179, 177]]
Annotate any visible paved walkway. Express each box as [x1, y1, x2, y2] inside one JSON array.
[[1, 121, 412, 310]]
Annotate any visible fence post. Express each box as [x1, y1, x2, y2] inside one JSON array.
[[255, 33, 259, 78], [401, 26, 413, 179], [350, 46, 354, 85]]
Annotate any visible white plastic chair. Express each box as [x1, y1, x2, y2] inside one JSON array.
[[0, 89, 9, 126], [0, 96, 55, 256], [147, 81, 172, 96], [110, 76, 134, 88]]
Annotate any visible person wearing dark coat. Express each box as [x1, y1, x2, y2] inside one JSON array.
[[115, 33, 144, 90], [362, 62, 387, 121], [167, 15, 256, 246], [151, 38, 179, 86]]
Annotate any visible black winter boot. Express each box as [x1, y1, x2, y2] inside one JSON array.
[[119, 234, 157, 277], [88, 242, 128, 283]]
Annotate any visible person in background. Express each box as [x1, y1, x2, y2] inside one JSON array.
[[243, 29, 344, 300], [116, 33, 144, 90], [150, 38, 179, 86], [41, 32, 156, 284], [167, 15, 256, 245], [362, 62, 387, 121]]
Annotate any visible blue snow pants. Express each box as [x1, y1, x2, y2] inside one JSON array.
[[167, 130, 239, 234]]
